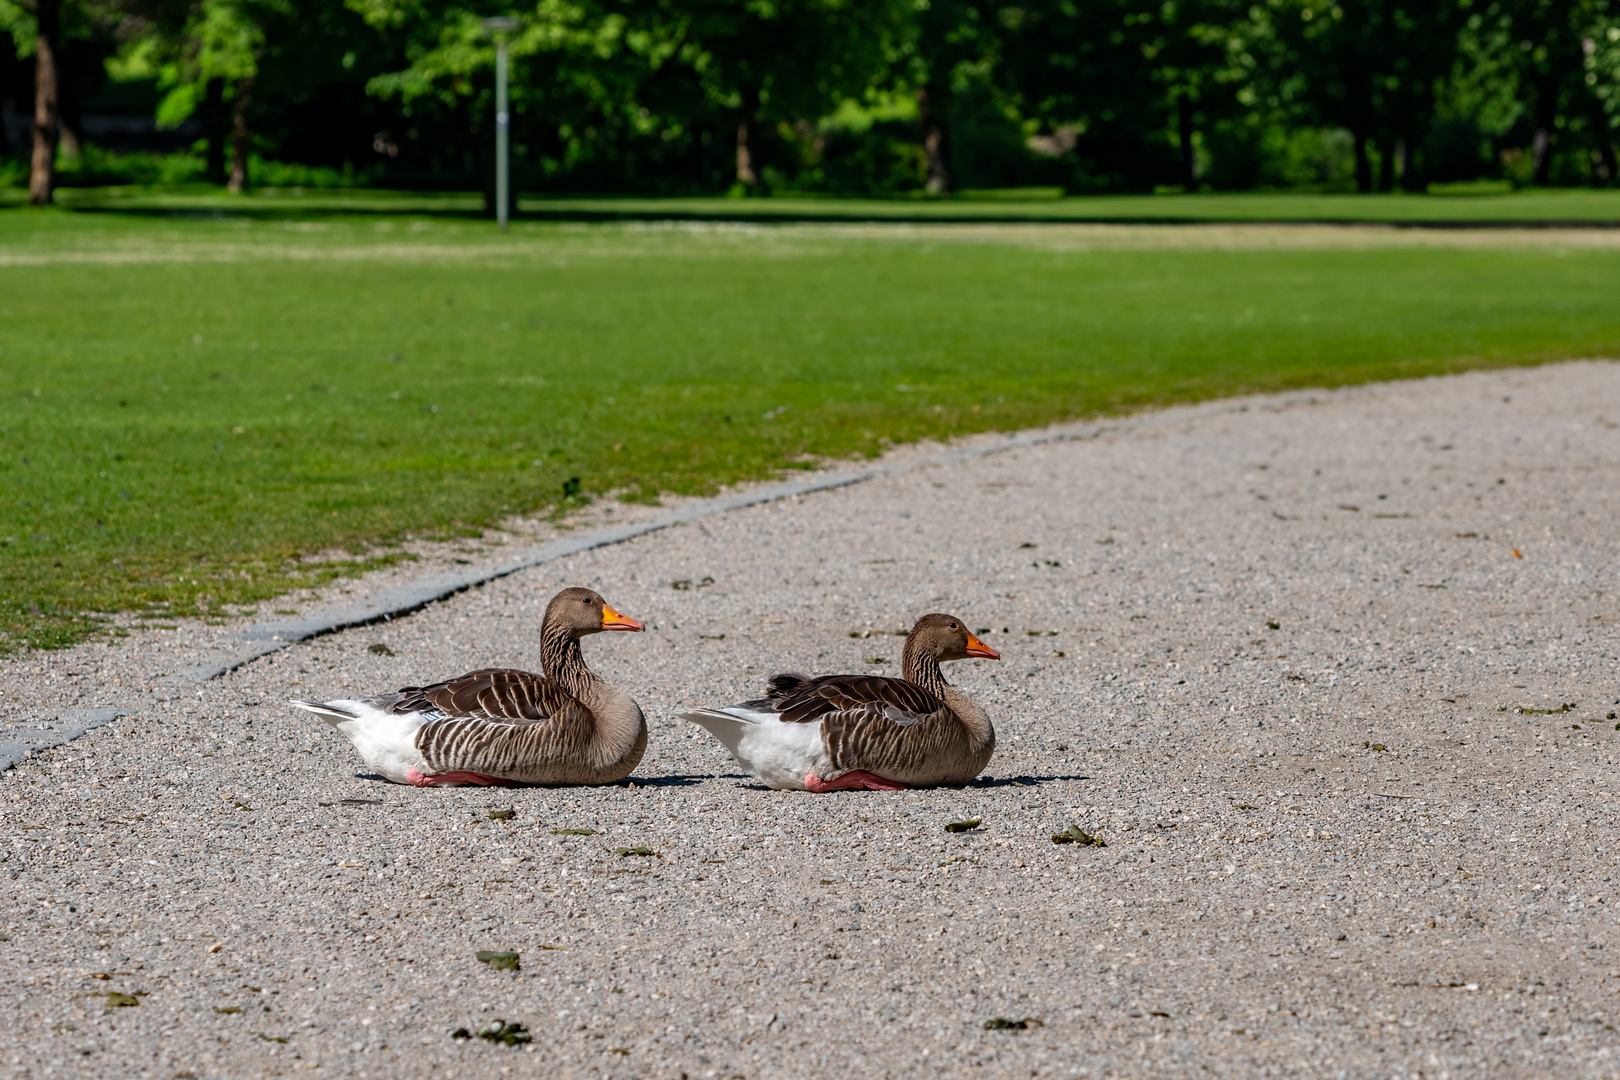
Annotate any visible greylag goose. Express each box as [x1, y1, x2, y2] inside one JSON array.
[[680, 614, 999, 791], [290, 587, 647, 786]]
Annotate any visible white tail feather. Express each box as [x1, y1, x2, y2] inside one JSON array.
[[679, 707, 822, 790], [289, 699, 361, 726], [679, 708, 759, 758]]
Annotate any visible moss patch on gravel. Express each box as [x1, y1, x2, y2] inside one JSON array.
[[3, 207, 1617, 652]]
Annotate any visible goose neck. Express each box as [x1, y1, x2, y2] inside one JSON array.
[[541, 626, 596, 699], [901, 638, 949, 697]]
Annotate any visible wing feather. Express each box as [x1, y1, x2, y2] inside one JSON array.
[[744, 673, 943, 726], [376, 668, 571, 724]]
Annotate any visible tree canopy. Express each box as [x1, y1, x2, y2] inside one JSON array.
[[4, 0, 1618, 198]]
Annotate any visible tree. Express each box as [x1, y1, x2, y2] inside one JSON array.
[[995, 0, 1258, 192], [670, 0, 893, 190], [352, 0, 635, 212], [1270, 0, 1466, 193], [890, 0, 994, 195], [1, 0, 65, 203], [1489, 0, 1618, 184], [148, 0, 273, 192], [1589, 9, 1620, 182]]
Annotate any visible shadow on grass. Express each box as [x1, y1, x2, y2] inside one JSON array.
[[20, 187, 1620, 227]]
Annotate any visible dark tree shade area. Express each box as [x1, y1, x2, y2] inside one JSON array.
[[3, 0, 1619, 202]]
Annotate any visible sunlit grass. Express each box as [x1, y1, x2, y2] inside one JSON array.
[[3, 206, 1616, 652]]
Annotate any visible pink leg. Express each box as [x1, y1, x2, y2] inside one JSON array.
[[804, 770, 908, 793], [406, 767, 517, 788]]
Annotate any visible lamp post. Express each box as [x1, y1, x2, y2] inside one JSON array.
[[482, 16, 519, 230]]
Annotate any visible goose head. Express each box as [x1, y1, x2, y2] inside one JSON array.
[[908, 613, 999, 662], [545, 586, 644, 637]]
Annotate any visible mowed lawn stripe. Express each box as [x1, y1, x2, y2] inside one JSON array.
[[3, 214, 1617, 651]]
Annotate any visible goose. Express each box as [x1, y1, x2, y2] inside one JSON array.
[[680, 613, 1000, 791], [290, 587, 647, 787]]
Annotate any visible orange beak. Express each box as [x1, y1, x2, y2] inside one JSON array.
[[964, 633, 1000, 660], [600, 603, 644, 632]]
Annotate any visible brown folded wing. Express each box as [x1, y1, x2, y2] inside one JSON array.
[[381, 668, 574, 723], [744, 673, 945, 726]]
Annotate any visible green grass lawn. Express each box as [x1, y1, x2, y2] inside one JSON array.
[[3, 201, 1618, 653]]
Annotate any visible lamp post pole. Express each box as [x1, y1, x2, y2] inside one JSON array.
[[482, 17, 519, 229]]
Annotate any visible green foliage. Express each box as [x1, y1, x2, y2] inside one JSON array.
[[2, 202, 1617, 652], [8, 0, 1618, 195]]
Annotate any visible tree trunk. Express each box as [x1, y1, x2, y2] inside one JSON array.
[[1178, 93, 1197, 192], [1589, 97, 1617, 186], [28, 0, 62, 207], [735, 85, 759, 190], [228, 77, 253, 194], [1531, 77, 1557, 186], [1377, 136, 1395, 192], [204, 78, 227, 184], [1398, 138, 1420, 192], [1353, 130, 1371, 193], [917, 85, 950, 195], [1531, 127, 1553, 186]]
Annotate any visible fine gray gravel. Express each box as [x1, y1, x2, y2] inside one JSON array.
[[4, 361, 1619, 1080]]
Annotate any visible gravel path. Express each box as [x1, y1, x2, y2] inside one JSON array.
[[4, 361, 1619, 1079]]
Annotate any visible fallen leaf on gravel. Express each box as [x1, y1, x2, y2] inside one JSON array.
[[104, 993, 139, 1008], [983, 1017, 1042, 1030], [944, 818, 982, 833], [475, 951, 521, 971], [89, 973, 109, 980], [213, 1006, 242, 1015], [1511, 548, 1523, 558], [254, 1033, 288, 1043], [551, 828, 595, 836], [1363, 742, 1387, 751], [671, 579, 692, 590], [536, 944, 565, 951], [1051, 825, 1105, 846], [865, 657, 887, 664], [614, 846, 661, 858], [368, 643, 394, 656], [1233, 804, 1257, 810], [699, 633, 726, 640], [937, 856, 977, 867], [488, 809, 516, 820], [233, 802, 253, 811], [472, 1020, 532, 1045]]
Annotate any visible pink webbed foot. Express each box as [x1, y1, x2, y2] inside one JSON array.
[[804, 770, 908, 793], [406, 767, 517, 788]]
